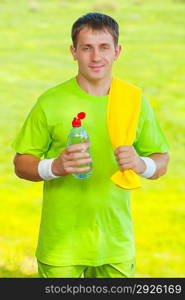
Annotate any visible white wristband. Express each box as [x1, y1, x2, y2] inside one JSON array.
[[139, 156, 157, 178], [38, 158, 60, 180]]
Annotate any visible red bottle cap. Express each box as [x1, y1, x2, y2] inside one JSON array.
[[72, 112, 86, 127]]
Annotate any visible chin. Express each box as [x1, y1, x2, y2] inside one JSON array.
[[87, 72, 106, 81]]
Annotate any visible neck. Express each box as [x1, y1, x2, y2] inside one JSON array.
[[76, 73, 112, 97]]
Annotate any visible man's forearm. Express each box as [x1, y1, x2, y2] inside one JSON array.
[[147, 153, 170, 180], [14, 154, 43, 182]]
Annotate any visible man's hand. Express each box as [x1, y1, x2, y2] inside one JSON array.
[[114, 145, 146, 174], [52, 142, 92, 177]]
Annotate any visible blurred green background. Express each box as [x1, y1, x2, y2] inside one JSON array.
[[0, 0, 184, 277]]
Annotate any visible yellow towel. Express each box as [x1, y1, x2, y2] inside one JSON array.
[[107, 77, 142, 190]]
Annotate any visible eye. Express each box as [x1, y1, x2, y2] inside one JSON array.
[[101, 46, 109, 50]]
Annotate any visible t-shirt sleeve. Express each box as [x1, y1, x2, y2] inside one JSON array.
[[133, 95, 170, 156], [12, 100, 51, 158]]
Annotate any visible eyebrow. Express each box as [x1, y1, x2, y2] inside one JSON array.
[[79, 43, 111, 47]]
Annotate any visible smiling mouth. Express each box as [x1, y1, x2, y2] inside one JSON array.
[[89, 65, 104, 70]]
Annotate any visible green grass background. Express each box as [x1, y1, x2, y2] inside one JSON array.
[[0, 0, 184, 277]]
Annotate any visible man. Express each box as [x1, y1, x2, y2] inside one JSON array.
[[12, 12, 170, 278]]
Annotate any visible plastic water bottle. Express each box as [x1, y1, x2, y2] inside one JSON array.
[[67, 112, 92, 179]]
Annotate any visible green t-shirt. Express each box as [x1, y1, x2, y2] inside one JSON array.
[[12, 77, 170, 266]]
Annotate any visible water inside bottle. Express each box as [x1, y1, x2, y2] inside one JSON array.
[[72, 142, 92, 179], [67, 127, 92, 179]]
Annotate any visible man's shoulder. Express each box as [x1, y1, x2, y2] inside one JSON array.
[[37, 77, 75, 106]]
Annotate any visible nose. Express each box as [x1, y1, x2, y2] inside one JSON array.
[[91, 49, 101, 61]]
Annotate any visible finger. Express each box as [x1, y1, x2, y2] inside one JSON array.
[[117, 154, 131, 161], [114, 145, 131, 155], [66, 158, 92, 167], [66, 142, 89, 154], [80, 141, 90, 152], [120, 163, 133, 171], [66, 152, 90, 161], [67, 166, 91, 174], [74, 166, 91, 173]]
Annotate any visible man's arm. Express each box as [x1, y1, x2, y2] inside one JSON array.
[[13, 153, 43, 182], [147, 152, 170, 180], [13, 142, 91, 182]]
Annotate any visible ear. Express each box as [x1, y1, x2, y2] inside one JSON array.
[[114, 45, 122, 60], [70, 45, 77, 61]]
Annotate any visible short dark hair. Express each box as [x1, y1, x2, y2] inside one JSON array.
[[71, 12, 119, 49]]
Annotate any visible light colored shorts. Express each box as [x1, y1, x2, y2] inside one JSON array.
[[37, 258, 136, 278]]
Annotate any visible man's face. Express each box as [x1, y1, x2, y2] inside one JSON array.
[[70, 26, 122, 81]]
